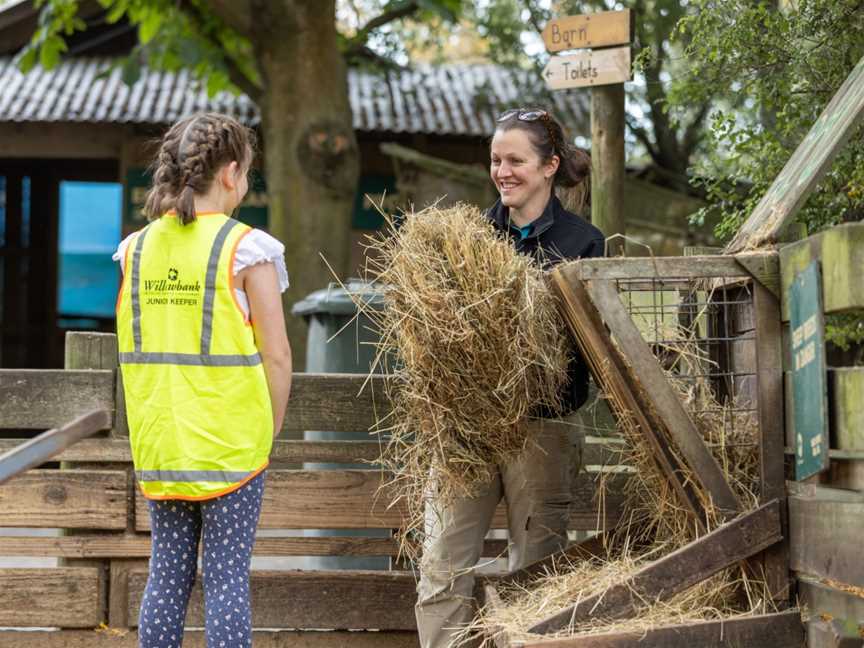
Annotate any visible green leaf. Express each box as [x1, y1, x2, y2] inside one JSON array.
[[13, 46, 39, 74], [105, 2, 128, 24], [39, 34, 66, 69], [121, 55, 142, 86], [139, 11, 163, 44]]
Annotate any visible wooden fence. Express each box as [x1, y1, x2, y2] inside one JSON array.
[[780, 222, 864, 647], [0, 331, 619, 647]]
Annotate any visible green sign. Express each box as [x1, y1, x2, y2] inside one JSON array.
[[789, 260, 829, 481], [125, 168, 268, 236]]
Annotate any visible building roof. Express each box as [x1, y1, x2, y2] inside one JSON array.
[[0, 56, 589, 137]]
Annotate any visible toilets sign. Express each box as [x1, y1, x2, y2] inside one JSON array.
[[541, 9, 632, 90]]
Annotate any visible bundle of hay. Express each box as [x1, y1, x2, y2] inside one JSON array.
[[361, 203, 571, 555]]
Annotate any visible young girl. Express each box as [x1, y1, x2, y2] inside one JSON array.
[[415, 108, 605, 648], [114, 112, 292, 648]]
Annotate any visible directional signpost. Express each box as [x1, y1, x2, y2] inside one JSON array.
[[542, 46, 632, 90], [541, 9, 632, 254]]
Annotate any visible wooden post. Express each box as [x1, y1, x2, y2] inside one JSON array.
[[753, 284, 791, 603], [63, 332, 127, 627], [591, 83, 626, 255]]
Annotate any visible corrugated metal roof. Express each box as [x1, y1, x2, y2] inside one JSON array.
[[0, 57, 589, 136]]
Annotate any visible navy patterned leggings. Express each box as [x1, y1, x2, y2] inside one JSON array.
[[138, 472, 265, 648]]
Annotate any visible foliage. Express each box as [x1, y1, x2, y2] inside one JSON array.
[[17, 0, 260, 97], [465, 0, 715, 189], [18, 0, 464, 98], [670, 0, 864, 240]]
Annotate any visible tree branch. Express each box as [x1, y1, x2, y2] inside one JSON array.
[[625, 112, 659, 161], [520, 0, 546, 36], [682, 100, 711, 160], [202, 0, 253, 39], [346, 1, 419, 50], [178, 0, 262, 101]]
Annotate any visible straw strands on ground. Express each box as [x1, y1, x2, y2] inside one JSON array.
[[360, 203, 571, 557]]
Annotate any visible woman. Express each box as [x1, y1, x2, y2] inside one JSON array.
[[415, 107, 604, 648]]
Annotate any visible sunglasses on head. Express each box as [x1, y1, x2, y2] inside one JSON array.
[[497, 109, 557, 150], [497, 109, 549, 123]]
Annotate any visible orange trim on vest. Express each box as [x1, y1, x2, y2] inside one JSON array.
[[138, 460, 269, 502], [115, 232, 135, 313]]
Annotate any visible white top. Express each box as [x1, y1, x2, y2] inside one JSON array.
[[113, 228, 289, 318]]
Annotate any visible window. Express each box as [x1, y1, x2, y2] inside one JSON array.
[[57, 181, 122, 323]]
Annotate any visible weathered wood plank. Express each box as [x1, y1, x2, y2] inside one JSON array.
[[485, 584, 515, 648], [0, 369, 115, 429], [832, 367, 864, 451], [0, 630, 419, 647], [135, 470, 624, 531], [0, 568, 103, 627], [514, 610, 803, 647], [283, 373, 390, 433], [0, 470, 127, 529], [736, 251, 781, 298], [127, 569, 418, 630], [779, 223, 864, 320], [573, 255, 757, 281], [797, 575, 864, 629], [807, 619, 864, 648], [725, 55, 864, 253], [550, 269, 706, 526], [0, 429, 617, 466], [0, 410, 111, 485], [0, 534, 510, 559], [789, 488, 864, 587], [0, 370, 392, 434], [753, 282, 790, 602], [527, 500, 782, 635], [587, 278, 740, 516]]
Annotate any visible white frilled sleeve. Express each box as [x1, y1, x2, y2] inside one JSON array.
[[113, 228, 289, 318]]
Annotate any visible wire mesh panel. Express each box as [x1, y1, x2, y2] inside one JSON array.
[[611, 274, 761, 494]]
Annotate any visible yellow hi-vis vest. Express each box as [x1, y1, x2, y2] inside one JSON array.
[[116, 213, 273, 501]]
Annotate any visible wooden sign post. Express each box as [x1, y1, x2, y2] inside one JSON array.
[[542, 9, 632, 256]]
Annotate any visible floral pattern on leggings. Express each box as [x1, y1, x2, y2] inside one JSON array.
[[139, 472, 265, 648]]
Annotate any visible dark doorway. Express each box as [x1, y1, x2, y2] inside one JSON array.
[[0, 158, 118, 368]]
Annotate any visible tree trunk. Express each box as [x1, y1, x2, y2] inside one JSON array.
[[251, 0, 360, 370]]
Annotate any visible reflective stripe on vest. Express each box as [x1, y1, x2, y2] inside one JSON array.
[[123, 218, 259, 366], [117, 214, 273, 502]]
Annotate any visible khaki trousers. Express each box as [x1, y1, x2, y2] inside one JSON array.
[[415, 422, 580, 648]]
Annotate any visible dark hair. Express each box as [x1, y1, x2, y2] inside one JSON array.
[[143, 112, 256, 225], [494, 107, 590, 189]]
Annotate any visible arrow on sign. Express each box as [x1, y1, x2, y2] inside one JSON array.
[[542, 47, 631, 90]]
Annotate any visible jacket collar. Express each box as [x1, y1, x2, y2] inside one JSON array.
[[487, 192, 559, 240]]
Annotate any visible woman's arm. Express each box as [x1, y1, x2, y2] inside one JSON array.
[[240, 262, 292, 438]]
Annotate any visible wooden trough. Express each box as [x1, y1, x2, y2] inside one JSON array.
[[477, 251, 802, 647]]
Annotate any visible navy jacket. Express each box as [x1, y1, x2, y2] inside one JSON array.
[[486, 194, 605, 414]]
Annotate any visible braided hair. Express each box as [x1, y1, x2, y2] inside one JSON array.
[[494, 107, 590, 190], [143, 112, 257, 225]]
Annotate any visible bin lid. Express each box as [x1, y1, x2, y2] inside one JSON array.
[[291, 280, 386, 317]]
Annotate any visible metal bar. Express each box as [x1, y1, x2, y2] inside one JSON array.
[[0, 409, 111, 485]]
